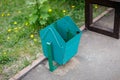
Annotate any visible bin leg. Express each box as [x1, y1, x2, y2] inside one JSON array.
[[46, 42, 58, 72]]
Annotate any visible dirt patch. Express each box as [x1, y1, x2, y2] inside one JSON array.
[[53, 57, 80, 76]]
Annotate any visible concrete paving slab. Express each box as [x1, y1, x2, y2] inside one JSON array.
[[21, 30, 120, 80]]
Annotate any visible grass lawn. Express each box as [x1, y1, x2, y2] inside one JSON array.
[[0, 0, 107, 79], [0, 0, 42, 79]]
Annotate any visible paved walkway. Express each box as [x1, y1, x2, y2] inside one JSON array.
[[21, 10, 120, 80]]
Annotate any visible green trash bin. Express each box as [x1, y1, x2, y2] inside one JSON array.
[[40, 16, 82, 71]]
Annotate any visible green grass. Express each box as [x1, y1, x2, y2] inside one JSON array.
[[0, 0, 107, 79], [0, 0, 42, 79]]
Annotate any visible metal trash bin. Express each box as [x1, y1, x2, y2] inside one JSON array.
[[39, 16, 82, 71]]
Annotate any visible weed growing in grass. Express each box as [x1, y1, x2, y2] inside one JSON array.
[[27, 0, 81, 31], [0, 52, 16, 64]]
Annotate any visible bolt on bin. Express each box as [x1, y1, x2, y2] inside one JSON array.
[[39, 16, 82, 71]]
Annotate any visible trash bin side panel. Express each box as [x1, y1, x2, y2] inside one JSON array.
[[63, 16, 81, 35], [65, 19, 81, 39], [63, 33, 82, 64], [55, 16, 81, 42], [56, 20, 76, 42], [63, 16, 80, 32], [40, 26, 66, 64], [55, 20, 69, 42]]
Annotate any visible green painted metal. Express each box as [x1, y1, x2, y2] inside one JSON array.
[[46, 42, 58, 72], [40, 16, 82, 65]]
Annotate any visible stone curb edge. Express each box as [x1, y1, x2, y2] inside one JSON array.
[[9, 8, 113, 80], [9, 55, 46, 80]]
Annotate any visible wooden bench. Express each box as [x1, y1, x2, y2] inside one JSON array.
[[85, 0, 120, 39]]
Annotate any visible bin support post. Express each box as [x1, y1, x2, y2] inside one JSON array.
[[46, 42, 57, 72]]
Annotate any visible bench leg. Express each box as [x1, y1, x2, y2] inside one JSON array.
[[85, 1, 93, 29], [113, 8, 120, 39]]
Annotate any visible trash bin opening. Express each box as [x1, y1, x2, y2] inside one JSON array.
[[54, 24, 78, 42]]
